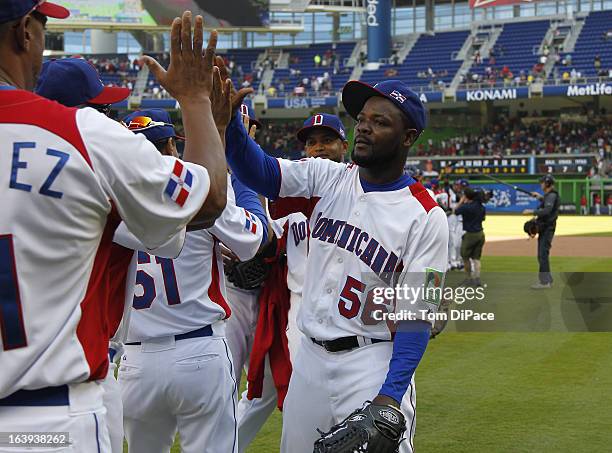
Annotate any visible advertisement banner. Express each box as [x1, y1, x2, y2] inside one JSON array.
[[268, 97, 338, 109], [482, 183, 541, 213], [366, 0, 391, 63], [456, 87, 530, 102], [543, 83, 612, 97], [419, 91, 444, 103]]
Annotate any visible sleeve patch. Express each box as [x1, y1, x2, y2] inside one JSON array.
[[164, 160, 193, 207], [244, 209, 258, 234]]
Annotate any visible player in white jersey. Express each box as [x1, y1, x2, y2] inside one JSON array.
[[34, 56, 137, 453], [230, 113, 348, 452], [0, 9, 227, 452], [223, 76, 448, 452], [117, 107, 268, 453], [449, 179, 469, 269]]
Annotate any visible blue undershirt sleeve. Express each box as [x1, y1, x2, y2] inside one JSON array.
[[379, 321, 430, 403], [225, 111, 281, 200], [231, 174, 268, 246]]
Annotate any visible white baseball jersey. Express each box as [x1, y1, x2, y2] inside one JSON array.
[[271, 158, 448, 341], [126, 176, 264, 342], [434, 190, 449, 210], [272, 212, 309, 295], [0, 90, 209, 398]]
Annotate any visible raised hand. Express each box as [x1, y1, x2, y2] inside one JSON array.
[[210, 66, 232, 130], [143, 12, 217, 104], [215, 55, 254, 112]]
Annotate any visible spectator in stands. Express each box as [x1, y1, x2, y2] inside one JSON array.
[[390, 51, 400, 66], [594, 55, 601, 70], [311, 77, 320, 94], [384, 67, 398, 78], [267, 85, 277, 97], [562, 71, 570, 83], [562, 54, 572, 66], [314, 54, 322, 67], [473, 50, 482, 65], [359, 51, 367, 67]]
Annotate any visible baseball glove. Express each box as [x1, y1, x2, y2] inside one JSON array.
[[523, 218, 539, 238], [313, 402, 406, 453], [224, 235, 278, 290], [430, 296, 452, 339]]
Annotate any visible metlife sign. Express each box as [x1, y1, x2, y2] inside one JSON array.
[[456, 87, 529, 102], [566, 83, 612, 96]]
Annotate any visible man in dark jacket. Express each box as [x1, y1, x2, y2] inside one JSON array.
[[527, 174, 560, 289]]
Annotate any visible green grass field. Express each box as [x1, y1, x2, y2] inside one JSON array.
[[127, 217, 612, 453]]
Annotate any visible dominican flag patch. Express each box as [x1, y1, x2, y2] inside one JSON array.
[[244, 210, 258, 234], [165, 160, 193, 207]]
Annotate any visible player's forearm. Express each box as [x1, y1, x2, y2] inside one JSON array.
[[181, 99, 227, 225], [225, 111, 281, 199], [378, 321, 430, 404]]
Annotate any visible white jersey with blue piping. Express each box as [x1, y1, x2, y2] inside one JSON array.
[[0, 90, 210, 397], [126, 174, 264, 342], [271, 158, 449, 340]]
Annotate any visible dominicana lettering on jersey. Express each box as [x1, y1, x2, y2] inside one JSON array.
[[310, 214, 404, 283]]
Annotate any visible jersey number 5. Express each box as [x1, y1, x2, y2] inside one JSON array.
[[0, 235, 28, 350], [132, 251, 181, 310]]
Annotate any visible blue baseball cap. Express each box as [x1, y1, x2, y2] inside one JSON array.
[[456, 179, 469, 187], [36, 58, 130, 107], [297, 113, 347, 143], [342, 80, 427, 133], [239, 103, 261, 129], [1, 0, 69, 24], [122, 109, 184, 143]]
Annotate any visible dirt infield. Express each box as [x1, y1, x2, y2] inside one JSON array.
[[485, 235, 612, 257]]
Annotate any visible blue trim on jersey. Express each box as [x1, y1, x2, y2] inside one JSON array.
[[0, 385, 69, 406], [360, 174, 415, 193], [94, 413, 101, 453], [225, 111, 281, 200], [379, 321, 430, 404], [231, 174, 269, 246], [0, 85, 16, 90]]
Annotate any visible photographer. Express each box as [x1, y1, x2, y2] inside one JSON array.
[[525, 174, 560, 289], [454, 187, 487, 287]]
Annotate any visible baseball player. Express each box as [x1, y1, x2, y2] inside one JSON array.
[[117, 107, 268, 453], [223, 76, 448, 453], [0, 7, 226, 452], [230, 113, 349, 452], [35, 56, 141, 453], [449, 179, 469, 270]]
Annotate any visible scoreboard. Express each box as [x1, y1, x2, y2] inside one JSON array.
[[408, 154, 595, 176], [438, 157, 530, 175], [536, 156, 593, 175]]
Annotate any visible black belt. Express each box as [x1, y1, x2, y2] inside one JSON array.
[[126, 325, 213, 346], [0, 385, 69, 407], [311, 336, 389, 353]]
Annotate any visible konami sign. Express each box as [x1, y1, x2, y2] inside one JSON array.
[[465, 88, 517, 101]]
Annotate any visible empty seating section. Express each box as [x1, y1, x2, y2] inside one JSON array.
[[471, 20, 550, 79], [359, 30, 470, 89], [556, 10, 612, 78]]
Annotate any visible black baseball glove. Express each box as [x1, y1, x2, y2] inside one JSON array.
[[224, 235, 278, 290], [524, 218, 539, 238], [313, 402, 406, 453]]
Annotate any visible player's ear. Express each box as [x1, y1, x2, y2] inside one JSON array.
[[403, 129, 418, 148], [13, 16, 31, 51]]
